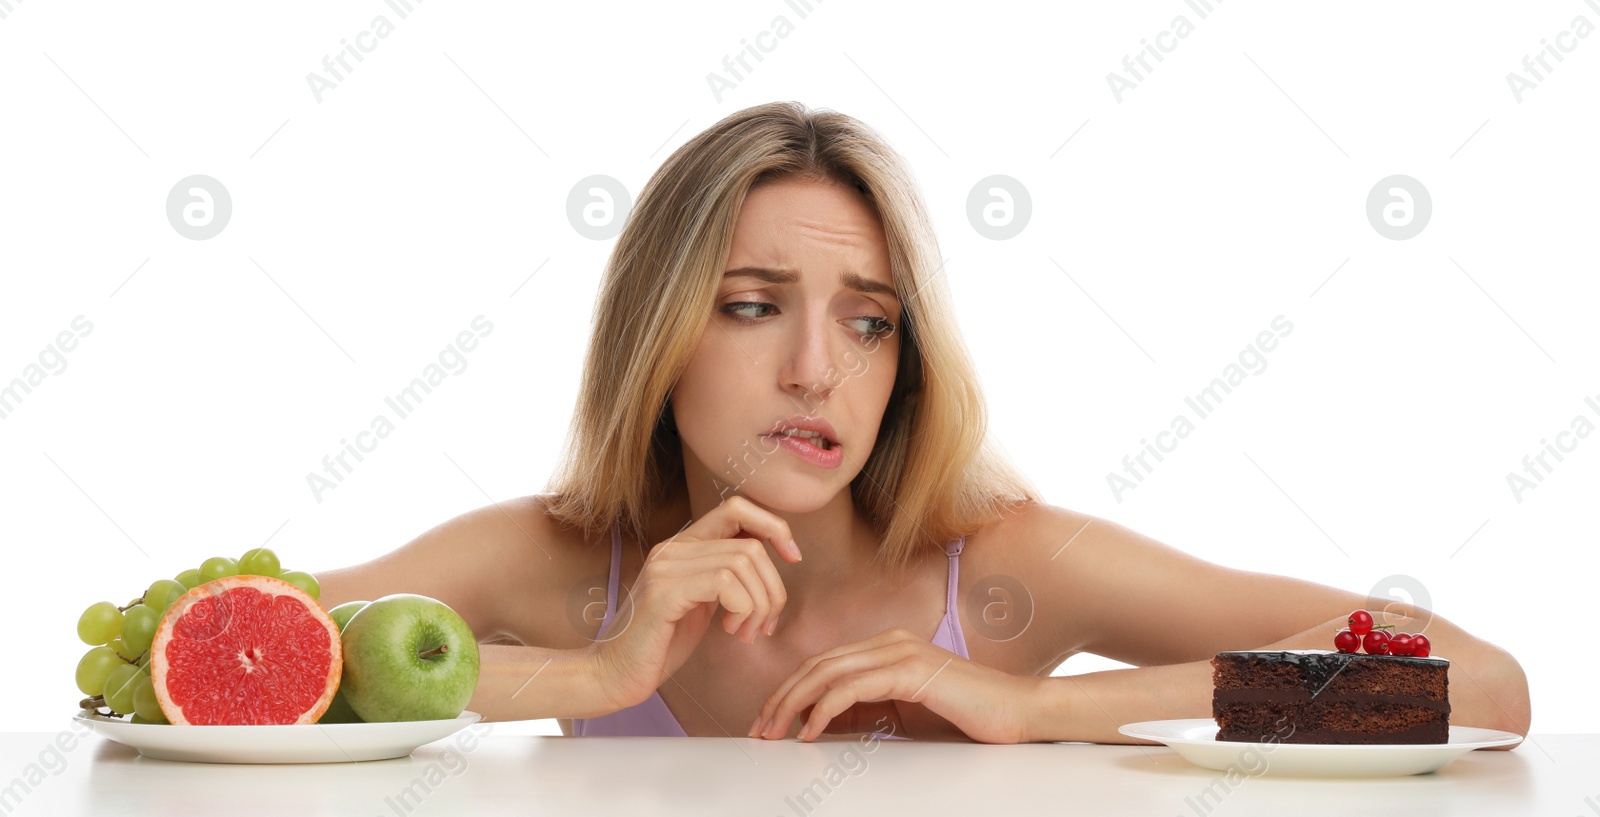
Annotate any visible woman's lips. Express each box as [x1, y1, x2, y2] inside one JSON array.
[[761, 430, 844, 469], [765, 415, 840, 447]]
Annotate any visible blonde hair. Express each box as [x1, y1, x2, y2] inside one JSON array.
[[544, 101, 1039, 578]]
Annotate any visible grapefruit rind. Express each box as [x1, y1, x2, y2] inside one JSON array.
[[150, 574, 341, 726]]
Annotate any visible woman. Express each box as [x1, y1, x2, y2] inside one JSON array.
[[317, 102, 1530, 745]]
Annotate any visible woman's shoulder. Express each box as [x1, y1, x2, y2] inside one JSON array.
[[962, 500, 1203, 602], [956, 501, 1107, 671], [962, 500, 1094, 568], [437, 492, 602, 569], [474, 494, 617, 645], [470, 492, 614, 633]]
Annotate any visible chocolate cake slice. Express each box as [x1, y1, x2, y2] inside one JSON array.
[[1212, 650, 1449, 745]]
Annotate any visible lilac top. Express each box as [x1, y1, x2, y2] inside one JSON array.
[[570, 521, 970, 738]]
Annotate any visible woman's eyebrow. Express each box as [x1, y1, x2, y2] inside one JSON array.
[[722, 267, 899, 302]]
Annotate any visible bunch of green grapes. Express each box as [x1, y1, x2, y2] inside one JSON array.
[[73, 547, 320, 721]]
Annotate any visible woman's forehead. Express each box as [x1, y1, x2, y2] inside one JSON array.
[[729, 180, 892, 287], [721, 266, 900, 305]]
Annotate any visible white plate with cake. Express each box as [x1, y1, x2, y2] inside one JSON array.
[[1118, 718, 1522, 777], [1118, 648, 1522, 777]]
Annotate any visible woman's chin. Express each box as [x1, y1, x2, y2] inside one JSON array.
[[730, 480, 845, 515]]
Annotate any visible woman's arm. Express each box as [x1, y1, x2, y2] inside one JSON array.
[[1021, 609, 1530, 748], [315, 495, 616, 722], [468, 643, 613, 722], [1000, 505, 1530, 747], [316, 496, 563, 642]]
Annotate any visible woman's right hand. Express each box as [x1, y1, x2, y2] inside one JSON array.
[[589, 495, 802, 712]]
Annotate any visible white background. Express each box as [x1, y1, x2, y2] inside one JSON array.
[[2, 1, 1594, 740]]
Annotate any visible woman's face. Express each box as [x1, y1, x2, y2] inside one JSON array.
[[673, 176, 903, 513]]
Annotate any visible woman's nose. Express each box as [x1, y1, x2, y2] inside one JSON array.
[[779, 312, 841, 401]]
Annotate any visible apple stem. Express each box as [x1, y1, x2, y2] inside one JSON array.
[[418, 644, 449, 660]]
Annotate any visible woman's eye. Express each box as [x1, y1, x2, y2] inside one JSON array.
[[721, 302, 895, 338], [721, 301, 774, 321], [848, 316, 895, 337]]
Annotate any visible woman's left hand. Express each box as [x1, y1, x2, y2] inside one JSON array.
[[749, 628, 1036, 744]]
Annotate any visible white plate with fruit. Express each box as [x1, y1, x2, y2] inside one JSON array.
[[72, 548, 484, 763], [1118, 719, 1524, 777], [75, 709, 482, 764]]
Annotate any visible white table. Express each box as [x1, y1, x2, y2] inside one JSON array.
[[0, 727, 1590, 816]]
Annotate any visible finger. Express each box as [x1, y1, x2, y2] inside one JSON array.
[[731, 537, 787, 641], [656, 552, 768, 641], [814, 700, 900, 739], [763, 640, 918, 740], [715, 547, 774, 643], [757, 632, 901, 736], [636, 555, 757, 633], [757, 629, 911, 733], [682, 495, 802, 563], [644, 541, 780, 643], [800, 673, 902, 741]]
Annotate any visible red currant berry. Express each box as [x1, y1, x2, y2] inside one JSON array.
[[1333, 628, 1360, 653], [1348, 610, 1374, 636], [1410, 635, 1431, 658], [1389, 633, 1415, 656], [1362, 629, 1391, 654]]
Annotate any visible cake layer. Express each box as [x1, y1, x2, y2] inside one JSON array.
[[1214, 688, 1448, 712], [1215, 700, 1449, 745], [1217, 722, 1448, 745], [1213, 650, 1448, 696], [1211, 650, 1450, 745]]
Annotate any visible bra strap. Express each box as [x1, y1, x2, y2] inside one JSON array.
[[596, 521, 622, 637], [943, 536, 969, 659]]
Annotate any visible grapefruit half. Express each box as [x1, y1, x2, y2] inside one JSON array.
[[150, 574, 342, 725]]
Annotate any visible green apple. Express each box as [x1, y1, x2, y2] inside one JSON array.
[[339, 594, 480, 723], [327, 600, 370, 632], [317, 601, 371, 725]]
